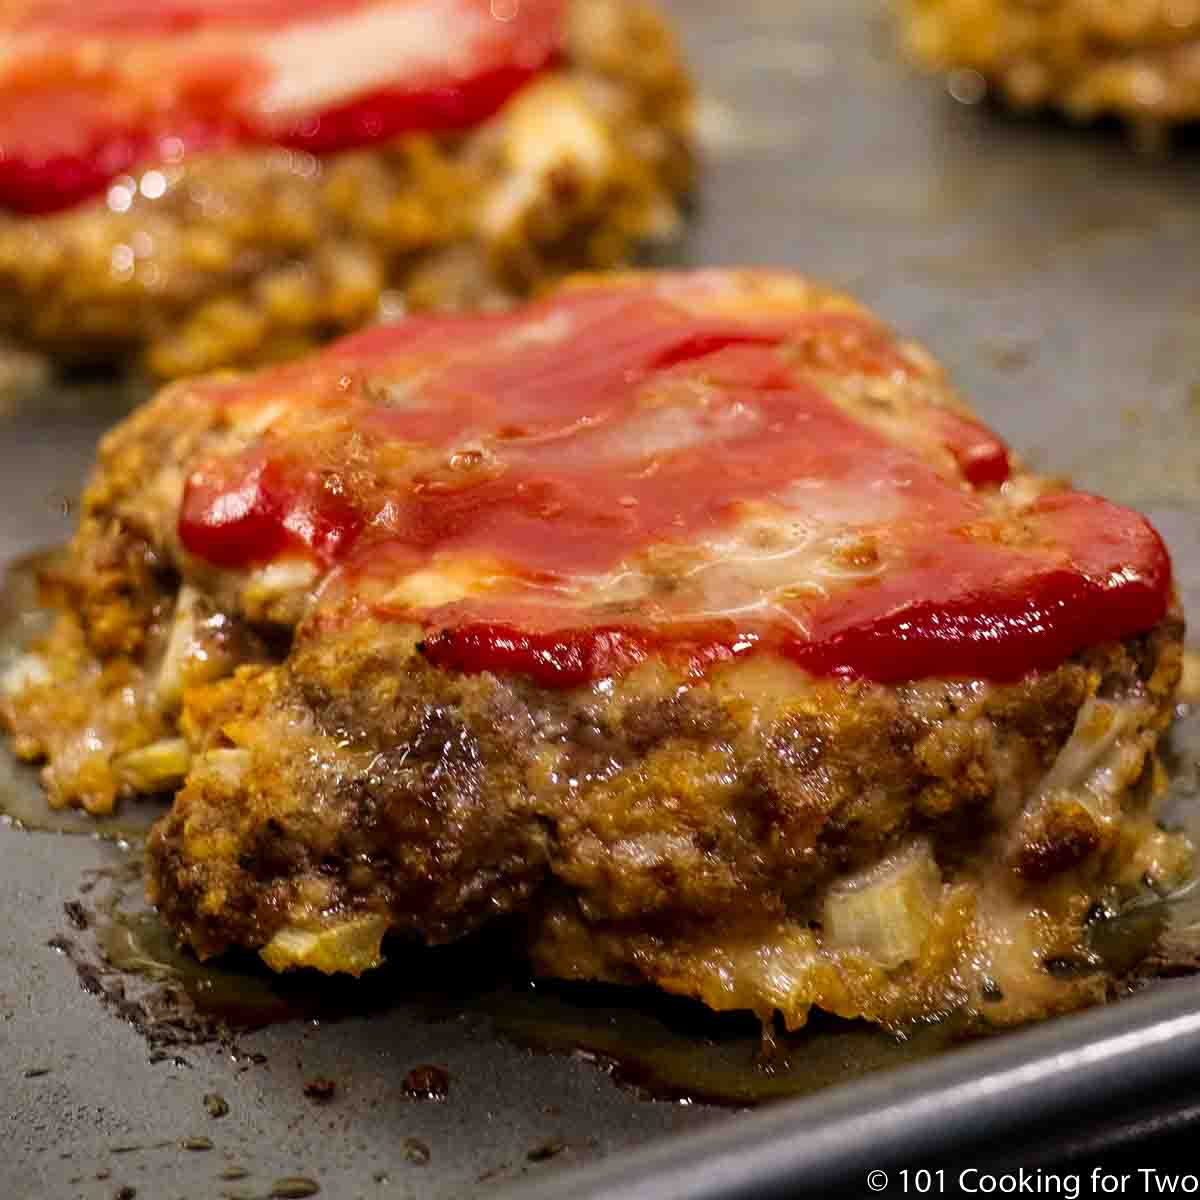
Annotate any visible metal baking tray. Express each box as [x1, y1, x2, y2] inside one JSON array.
[[6, 2, 1200, 1197]]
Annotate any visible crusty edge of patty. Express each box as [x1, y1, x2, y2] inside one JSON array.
[[0, 267, 958, 815], [1, 258, 1191, 1029], [0, 0, 693, 378], [896, 0, 1200, 127], [140, 608, 1187, 1030], [3, 498, 1188, 1030]]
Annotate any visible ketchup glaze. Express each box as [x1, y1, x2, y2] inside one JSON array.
[[0, 0, 561, 215], [177, 274, 1172, 687]]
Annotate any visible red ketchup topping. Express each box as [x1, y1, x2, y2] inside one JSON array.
[[0, 0, 561, 215], [6, 1, 369, 33], [181, 450, 364, 567], [786, 493, 1170, 681], [418, 620, 760, 689], [176, 276, 1173, 687]]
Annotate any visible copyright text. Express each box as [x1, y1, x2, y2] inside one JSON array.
[[864, 1169, 1200, 1198]]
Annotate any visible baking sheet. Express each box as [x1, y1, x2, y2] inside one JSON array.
[[5, 1, 1200, 1197]]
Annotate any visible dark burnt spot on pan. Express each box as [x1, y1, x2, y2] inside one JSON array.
[[20, 738, 1200, 1114], [43, 871, 264, 1064], [402, 1063, 450, 1101], [402, 1138, 431, 1167], [30, 851, 1188, 1105], [526, 1136, 568, 1162], [302, 1077, 337, 1102], [270, 1177, 321, 1198]]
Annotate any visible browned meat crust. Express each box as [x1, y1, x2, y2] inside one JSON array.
[[0, 0, 692, 378], [896, 0, 1200, 128], [2, 270, 1190, 1032], [144, 611, 1185, 1029]]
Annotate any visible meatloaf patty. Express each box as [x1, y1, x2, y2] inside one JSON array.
[[0, 0, 691, 378], [896, 0, 1200, 128], [3, 269, 1189, 1032]]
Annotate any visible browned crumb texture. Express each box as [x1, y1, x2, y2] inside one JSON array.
[[896, 0, 1200, 126], [146, 614, 1187, 1032], [2, 272, 1190, 1033], [11, 541, 1188, 1029], [0, 0, 692, 379]]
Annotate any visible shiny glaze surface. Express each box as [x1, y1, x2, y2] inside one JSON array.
[[0, 0, 561, 213], [177, 273, 1171, 685]]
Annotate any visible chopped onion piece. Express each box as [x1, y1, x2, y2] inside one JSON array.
[[822, 840, 941, 969], [113, 737, 192, 793], [260, 915, 389, 976]]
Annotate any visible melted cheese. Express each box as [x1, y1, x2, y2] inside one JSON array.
[[255, 2, 487, 117], [0, 0, 562, 213], [169, 270, 1172, 686]]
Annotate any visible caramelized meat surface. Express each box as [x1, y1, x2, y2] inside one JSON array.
[[0, 0, 692, 377], [897, 0, 1200, 129], [3, 269, 1189, 1031]]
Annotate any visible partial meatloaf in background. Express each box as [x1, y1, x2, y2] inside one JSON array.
[[896, 0, 1200, 128], [2, 269, 1189, 1033], [0, 0, 691, 378]]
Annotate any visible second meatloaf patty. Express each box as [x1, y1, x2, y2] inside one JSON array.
[[897, 0, 1200, 128], [3, 269, 1189, 1031], [0, 0, 691, 378]]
